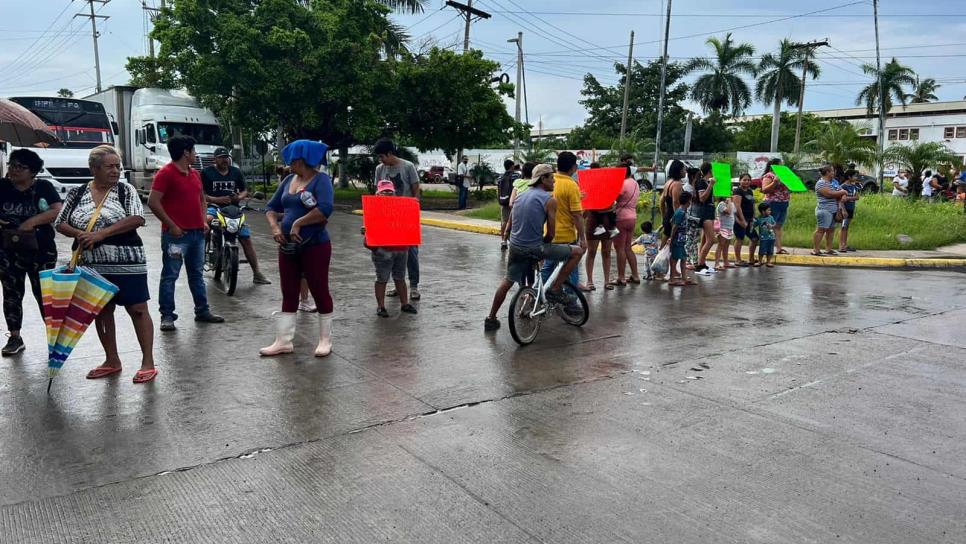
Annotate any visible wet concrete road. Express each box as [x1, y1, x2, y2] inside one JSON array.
[[2, 211, 966, 542]]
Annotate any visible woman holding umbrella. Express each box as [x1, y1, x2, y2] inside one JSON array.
[[55, 145, 156, 383], [0, 148, 63, 355]]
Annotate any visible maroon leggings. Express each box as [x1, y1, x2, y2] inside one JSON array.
[[279, 241, 333, 314]]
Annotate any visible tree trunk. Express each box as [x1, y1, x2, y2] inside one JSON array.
[[770, 83, 782, 153], [338, 145, 350, 189]]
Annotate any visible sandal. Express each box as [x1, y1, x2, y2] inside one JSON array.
[[604, 283, 616, 290], [736, 261, 749, 267], [86, 365, 122, 380], [377, 307, 389, 318], [765, 263, 775, 268], [685, 280, 698, 285], [752, 262, 763, 267], [616, 280, 627, 287], [628, 277, 641, 284], [777, 248, 789, 255], [580, 283, 596, 292], [133, 368, 158, 384], [668, 280, 685, 286], [810, 251, 823, 256]]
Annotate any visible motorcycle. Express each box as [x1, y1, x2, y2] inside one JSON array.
[[205, 204, 246, 296]]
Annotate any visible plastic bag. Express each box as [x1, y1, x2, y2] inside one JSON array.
[[651, 245, 670, 276]]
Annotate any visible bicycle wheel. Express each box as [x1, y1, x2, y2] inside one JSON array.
[[558, 281, 589, 327], [226, 246, 239, 296], [508, 286, 540, 345]]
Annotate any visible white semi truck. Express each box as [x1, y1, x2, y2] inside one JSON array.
[[0, 96, 117, 195], [85, 86, 223, 195]]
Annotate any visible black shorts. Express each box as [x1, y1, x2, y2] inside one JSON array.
[[697, 204, 715, 222], [103, 273, 150, 307], [734, 222, 759, 241]]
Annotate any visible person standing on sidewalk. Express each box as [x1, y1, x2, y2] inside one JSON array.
[[202, 147, 271, 285], [147, 135, 224, 331], [497, 159, 520, 250], [260, 139, 335, 358], [457, 156, 472, 210], [761, 158, 791, 255], [374, 138, 422, 301]]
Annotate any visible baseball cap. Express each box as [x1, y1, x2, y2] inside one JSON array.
[[213, 147, 230, 157], [376, 180, 395, 194], [529, 164, 554, 185]]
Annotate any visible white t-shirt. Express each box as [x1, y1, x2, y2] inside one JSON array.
[[457, 162, 471, 188], [892, 175, 909, 196], [922, 176, 935, 197]]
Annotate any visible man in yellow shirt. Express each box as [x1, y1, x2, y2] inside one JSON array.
[[542, 151, 587, 288]]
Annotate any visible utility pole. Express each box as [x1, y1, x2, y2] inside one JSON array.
[[76, 0, 110, 93], [873, 0, 886, 192], [445, 1, 490, 53], [142, 2, 158, 58], [651, 0, 672, 223], [508, 32, 523, 160], [791, 39, 829, 153], [619, 31, 635, 144]]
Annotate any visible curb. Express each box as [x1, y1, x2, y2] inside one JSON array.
[[351, 211, 966, 270]]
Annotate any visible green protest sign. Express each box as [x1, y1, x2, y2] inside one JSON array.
[[711, 162, 733, 197], [770, 164, 808, 192]]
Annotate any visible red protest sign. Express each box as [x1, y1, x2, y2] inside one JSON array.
[[362, 195, 422, 246], [577, 168, 625, 210]]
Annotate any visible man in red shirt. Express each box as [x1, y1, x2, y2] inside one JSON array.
[[147, 135, 224, 331]]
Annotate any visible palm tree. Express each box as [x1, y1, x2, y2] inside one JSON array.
[[56, 88, 73, 98], [856, 58, 916, 115], [906, 77, 940, 104], [684, 33, 756, 116], [883, 141, 960, 195], [756, 39, 820, 152], [805, 121, 877, 170]]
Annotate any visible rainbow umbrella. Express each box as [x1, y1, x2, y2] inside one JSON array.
[[40, 253, 118, 391]]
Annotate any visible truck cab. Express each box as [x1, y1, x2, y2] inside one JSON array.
[[129, 88, 221, 194]]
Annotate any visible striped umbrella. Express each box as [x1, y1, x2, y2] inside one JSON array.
[[40, 252, 118, 391], [0, 98, 58, 147]]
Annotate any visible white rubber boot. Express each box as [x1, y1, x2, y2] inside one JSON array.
[[315, 313, 333, 357], [259, 312, 297, 356]]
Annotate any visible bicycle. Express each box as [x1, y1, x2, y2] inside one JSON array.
[[508, 258, 589, 346]]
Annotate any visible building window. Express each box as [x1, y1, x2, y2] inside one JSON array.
[[945, 127, 956, 139], [910, 128, 919, 140], [899, 129, 909, 140], [957, 127, 966, 139], [887, 129, 898, 140]]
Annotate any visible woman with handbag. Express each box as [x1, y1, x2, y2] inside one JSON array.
[[761, 158, 791, 254], [811, 165, 848, 256], [0, 149, 63, 355], [55, 145, 156, 383], [260, 139, 335, 358]]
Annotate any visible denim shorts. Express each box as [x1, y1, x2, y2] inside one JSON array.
[[371, 248, 407, 283], [759, 239, 775, 256], [767, 200, 789, 226], [815, 209, 835, 229], [507, 243, 572, 284], [670, 243, 687, 261]]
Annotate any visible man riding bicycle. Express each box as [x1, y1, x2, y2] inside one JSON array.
[[484, 163, 585, 331], [201, 147, 271, 285]]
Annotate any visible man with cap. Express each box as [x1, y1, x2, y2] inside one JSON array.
[[201, 147, 270, 285], [484, 163, 585, 331]]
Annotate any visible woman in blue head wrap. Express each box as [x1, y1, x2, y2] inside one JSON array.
[[261, 139, 335, 358]]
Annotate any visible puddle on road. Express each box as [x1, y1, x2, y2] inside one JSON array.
[[761, 368, 777, 374]]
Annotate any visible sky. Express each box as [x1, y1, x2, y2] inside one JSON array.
[[2, 0, 965, 131]]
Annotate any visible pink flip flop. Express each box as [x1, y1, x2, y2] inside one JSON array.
[[86, 365, 122, 380], [133, 368, 158, 384]]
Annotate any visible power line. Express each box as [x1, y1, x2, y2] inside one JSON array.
[[480, 10, 966, 18], [0, 1, 74, 74]]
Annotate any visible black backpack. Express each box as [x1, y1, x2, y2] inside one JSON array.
[[497, 171, 518, 206]]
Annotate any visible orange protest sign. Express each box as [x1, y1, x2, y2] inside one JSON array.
[[362, 195, 422, 246], [577, 168, 625, 210]]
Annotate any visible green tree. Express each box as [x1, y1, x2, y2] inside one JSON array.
[[579, 59, 690, 151], [390, 48, 517, 156], [56, 88, 73, 98], [906, 76, 940, 104], [732, 113, 824, 152], [689, 112, 735, 153], [756, 39, 820, 151], [856, 58, 916, 115], [804, 120, 877, 170], [884, 141, 960, 195], [125, 55, 179, 89], [685, 33, 756, 116]]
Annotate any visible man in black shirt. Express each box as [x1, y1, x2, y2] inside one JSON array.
[[201, 147, 270, 284]]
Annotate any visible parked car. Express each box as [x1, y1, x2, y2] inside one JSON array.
[[419, 165, 448, 184], [795, 168, 880, 193]]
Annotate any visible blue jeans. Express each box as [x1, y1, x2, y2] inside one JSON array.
[[457, 184, 469, 209], [540, 242, 580, 289], [407, 245, 419, 288], [159, 229, 210, 321]]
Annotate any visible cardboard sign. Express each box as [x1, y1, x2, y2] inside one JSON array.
[[577, 167, 626, 210], [711, 162, 733, 198], [770, 164, 808, 192], [362, 195, 422, 246]]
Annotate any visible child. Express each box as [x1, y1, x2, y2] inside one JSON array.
[[662, 192, 694, 286], [754, 202, 778, 268], [714, 196, 736, 270], [361, 180, 418, 317], [632, 221, 660, 280], [839, 170, 860, 252]]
